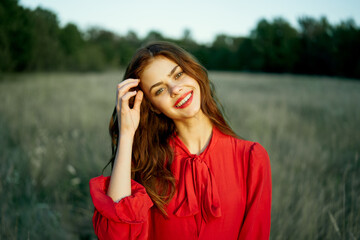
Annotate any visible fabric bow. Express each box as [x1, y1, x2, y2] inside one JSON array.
[[173, 156, 222, 223]]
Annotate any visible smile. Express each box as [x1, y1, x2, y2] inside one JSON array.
[[174, 91, 193, 108]]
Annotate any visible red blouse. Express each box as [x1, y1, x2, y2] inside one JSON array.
[[89, 127, 272, 239]]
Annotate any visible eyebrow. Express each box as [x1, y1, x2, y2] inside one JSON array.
[[149, 65, 179, 93], [168, 65, 179, 77]]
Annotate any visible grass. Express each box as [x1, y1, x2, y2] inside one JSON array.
[[0, 71, 359, 239]]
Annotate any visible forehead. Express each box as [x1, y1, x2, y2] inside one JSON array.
[[140, 56, 178, 89]]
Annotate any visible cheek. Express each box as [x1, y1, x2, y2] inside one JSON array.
[[195, 84, 202, 100], [150, 97, 169, 111], [142, 93, 159, 109]]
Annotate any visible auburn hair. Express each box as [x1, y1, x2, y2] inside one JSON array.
[[105, 41, 237, 217]]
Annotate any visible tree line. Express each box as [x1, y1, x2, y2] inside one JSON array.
[[1, 0, 360, 79]]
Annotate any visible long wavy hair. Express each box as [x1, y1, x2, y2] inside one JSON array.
[[105, 41, 237, 217]]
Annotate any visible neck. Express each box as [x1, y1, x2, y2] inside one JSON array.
[[173, 111, 213, 155]]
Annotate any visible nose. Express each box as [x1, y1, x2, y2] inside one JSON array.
[[169, 83, 182, 97]]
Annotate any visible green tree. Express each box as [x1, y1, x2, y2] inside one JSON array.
[[86, 27, 118, 66], [0, 0, 35, 71], [27, 7, 63, 70], [59, 23, 83, 56], [332, 19, 360, 78], [143, 30, 165, 43], [251, 17, 299, 72], [76, 44, 106, 71], [0, 0, 17, 71], [59, 23, 84, 70], [296, 16, 335, 75], [116, 30, 141, 67], [207, 34, 237, 70], [235, 37, 263, 71], [2, 1, 360, 78]]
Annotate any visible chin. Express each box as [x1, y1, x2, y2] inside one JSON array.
[[179, 104, 203, 119]]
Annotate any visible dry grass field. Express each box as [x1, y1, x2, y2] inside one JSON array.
[[0, 71, 359, 239]]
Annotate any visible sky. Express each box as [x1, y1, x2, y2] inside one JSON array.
[[20, 0, 360, 44]]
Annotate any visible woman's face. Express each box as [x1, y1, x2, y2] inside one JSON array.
[[139, 56, 202, 121]]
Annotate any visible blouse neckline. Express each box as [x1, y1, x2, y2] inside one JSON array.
[[173, 126, 220, 159]]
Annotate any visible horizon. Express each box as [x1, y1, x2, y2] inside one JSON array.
[[19, 0, 360, 44]]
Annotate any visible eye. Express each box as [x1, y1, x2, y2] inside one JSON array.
[[155, 88, 165, 96], [175, 72, 183, 80]]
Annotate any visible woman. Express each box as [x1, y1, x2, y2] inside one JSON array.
[[89, 42, 272, 240]]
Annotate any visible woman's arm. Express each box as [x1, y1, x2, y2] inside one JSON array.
[[89, 79, 153, 240], [238, 143, 272, 240], [107, 78, 143, 202], [107, 133, 134, 202], [90, 176, 153, 240]]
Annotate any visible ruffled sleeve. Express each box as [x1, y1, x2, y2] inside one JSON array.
[[238, 143, 272, 240], [89, 175, 154, 240]]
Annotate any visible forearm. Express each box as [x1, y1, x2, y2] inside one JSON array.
[[90, 175, 153, 240], [107, 133, 134, 202]]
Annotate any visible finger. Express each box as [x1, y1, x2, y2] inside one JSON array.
[[122, 90, 138, 101], [116, 86, 136, 107], [116, 80, 139, 104], [117, 80, 140, 98], [133, 90, 143, 112], [117, 79, 140, 90], [118, 78, 139, 85], [120, 91, 137, 110]]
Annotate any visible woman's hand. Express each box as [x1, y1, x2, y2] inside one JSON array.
[[116, 79, 143, 137]]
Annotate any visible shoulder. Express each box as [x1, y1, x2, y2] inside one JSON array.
[[248, 142, 269, 159], [213, 128, 253, 151], [215, 128, 270, 164]]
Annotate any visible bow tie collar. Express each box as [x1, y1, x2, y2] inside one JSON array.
[[172, 128, 222, 223]]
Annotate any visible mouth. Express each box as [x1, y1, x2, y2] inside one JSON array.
[[174, 91, 193, 108]]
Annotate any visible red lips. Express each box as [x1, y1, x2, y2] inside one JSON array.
[[173, 91, 193, 108]]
